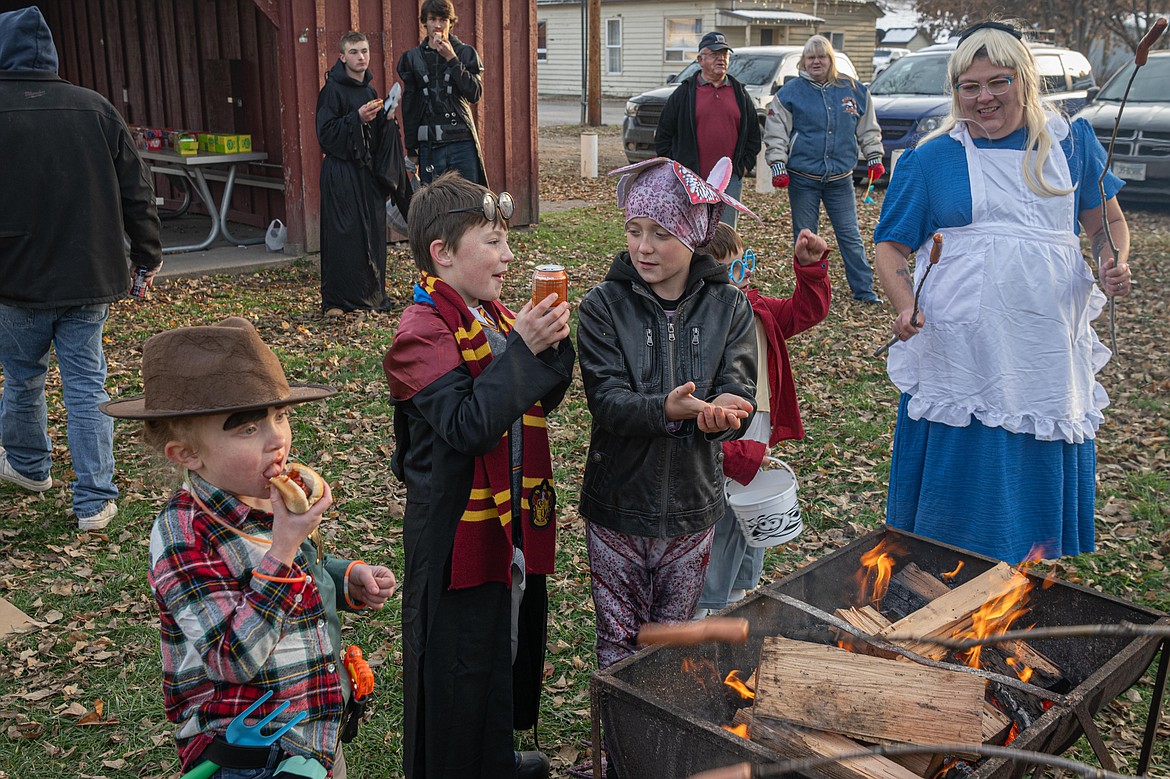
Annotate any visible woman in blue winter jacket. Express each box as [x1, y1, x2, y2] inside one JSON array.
[[764, 35, 885, 303]]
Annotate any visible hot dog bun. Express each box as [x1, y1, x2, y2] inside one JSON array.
[[269, 462, 325, 514]]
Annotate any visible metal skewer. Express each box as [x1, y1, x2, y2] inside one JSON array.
[[1096, 16, 1167, 357], [874, 233, 943, 358]]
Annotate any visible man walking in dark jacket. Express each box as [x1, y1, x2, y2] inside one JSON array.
[[655, 31, 761, 227], [0, 6, 162, 530], [398, 0, 487, 185]]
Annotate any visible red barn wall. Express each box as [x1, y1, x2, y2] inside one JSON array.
[[20, 0, 539, 255]]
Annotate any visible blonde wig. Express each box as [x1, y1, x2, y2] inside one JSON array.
[[919, 26, 1071, 197]]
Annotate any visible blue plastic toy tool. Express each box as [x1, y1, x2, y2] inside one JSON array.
[[178, 691, 309, 778]]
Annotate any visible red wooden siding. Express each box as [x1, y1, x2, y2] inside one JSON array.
[[21, 0, 538, 254]]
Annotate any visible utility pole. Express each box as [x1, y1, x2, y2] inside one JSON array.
[[587, 0, 601, 126]]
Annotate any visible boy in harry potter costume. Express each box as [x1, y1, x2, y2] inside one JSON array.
[[383, 171, 575, 778]]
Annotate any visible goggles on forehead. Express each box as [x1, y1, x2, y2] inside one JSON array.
[[728, 249, 756, 284]]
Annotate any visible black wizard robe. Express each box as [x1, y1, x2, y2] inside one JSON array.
[[316, 59, 411, 312]]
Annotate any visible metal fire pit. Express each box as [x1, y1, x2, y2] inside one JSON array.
[[592, 528, 1169, 779]]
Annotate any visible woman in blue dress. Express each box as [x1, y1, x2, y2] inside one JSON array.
[[873, 21, 1134, 564]]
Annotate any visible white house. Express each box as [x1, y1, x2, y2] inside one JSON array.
[[536, 0, 884, 98], [878, 26, 934, 51]]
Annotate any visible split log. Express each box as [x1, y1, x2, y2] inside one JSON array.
[[833, 606, 899, 659], [883, 563, 1065, 688], [880, 562, 1024, 661], [882, 563, 946, 619], [836, 601, 1018, 746], [753, 636, 985, 750], [736, 710, 922, 779]]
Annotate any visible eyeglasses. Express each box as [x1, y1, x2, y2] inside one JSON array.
[[426, 190, 515, 233], [728, 249, 756, 284], [449, 191, 515, 222], [954, 76, 1014, 99]]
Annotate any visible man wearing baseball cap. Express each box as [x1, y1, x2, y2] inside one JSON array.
[[655, 31, 761, 227]]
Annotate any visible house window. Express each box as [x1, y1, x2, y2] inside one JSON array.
[[825, 31, 844, 49], [664, 17, 701, 62], [606, 18, 622, 74], [537, 20, 547, 62], [760, 28, 774, 46]]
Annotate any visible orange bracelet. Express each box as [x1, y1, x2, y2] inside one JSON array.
[[344, 560, 368, 609], [253, 571, 309, 585]]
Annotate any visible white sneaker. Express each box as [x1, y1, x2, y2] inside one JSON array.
[[728, 589, 748, 603], [77, 501, 118, 531], [0, 446, 52, 492], [692, 607, 712, 621]]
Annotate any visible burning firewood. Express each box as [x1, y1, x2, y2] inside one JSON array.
[[752, 636, 986, 753], [734, 710, 921, 779], [834, 603, 1013, 751]]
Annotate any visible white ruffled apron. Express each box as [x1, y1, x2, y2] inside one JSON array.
[[887, 116, 1110, 444]]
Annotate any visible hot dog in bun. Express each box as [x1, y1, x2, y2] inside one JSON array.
[[269, 462, 325, 514]]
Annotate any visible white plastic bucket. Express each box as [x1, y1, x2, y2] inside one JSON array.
[[726, 457, 802, 548]]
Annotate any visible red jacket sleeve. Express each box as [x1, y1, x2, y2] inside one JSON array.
[[753, 251, 832, 340], [722, 439, 768, 485]]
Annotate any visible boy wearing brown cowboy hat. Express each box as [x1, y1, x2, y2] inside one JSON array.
[[101, 316, 396, 779]]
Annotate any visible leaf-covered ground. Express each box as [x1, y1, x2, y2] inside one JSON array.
[[0, 128, 1167, 778]]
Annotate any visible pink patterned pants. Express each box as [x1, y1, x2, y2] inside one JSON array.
[[586, 522, 715, 669]]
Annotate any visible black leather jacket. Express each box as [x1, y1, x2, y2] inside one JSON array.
[[577, 251, 757, 538]]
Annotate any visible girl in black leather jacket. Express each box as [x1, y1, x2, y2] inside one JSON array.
[[578, 157, 758, 678]]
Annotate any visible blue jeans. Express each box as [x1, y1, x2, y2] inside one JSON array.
[[698, 505, 765, 611], [0, 304, 117, 517], [788, 174, 877, 301], [419, 140, 481, 184], [719, 174, 744, 227]]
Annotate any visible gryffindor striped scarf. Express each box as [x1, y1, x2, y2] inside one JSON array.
[[417, 272, 557, 589]]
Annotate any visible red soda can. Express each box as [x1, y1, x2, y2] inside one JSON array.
[[532, 264, 568, 305], [130, 266, 152, 298]]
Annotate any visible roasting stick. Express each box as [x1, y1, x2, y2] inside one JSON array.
[[1096, 17, 1168, 357], [874, 233, 943, 358], [884, 619, 1170, 649], [686, 742, 1134, 779], [636, 618, 750, 647]]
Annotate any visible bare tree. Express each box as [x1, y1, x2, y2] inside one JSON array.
[[911, 0, 1139, 53]]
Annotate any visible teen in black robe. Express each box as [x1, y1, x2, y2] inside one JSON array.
[[316, 59, 403, 313]]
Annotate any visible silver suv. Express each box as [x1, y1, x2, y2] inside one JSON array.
[[621, 45, 860, 164]]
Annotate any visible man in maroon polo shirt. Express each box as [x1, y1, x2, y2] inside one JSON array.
[[655, 31, 761, 227]]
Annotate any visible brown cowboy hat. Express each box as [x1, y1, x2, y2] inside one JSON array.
[[99, 317, 335, 419]]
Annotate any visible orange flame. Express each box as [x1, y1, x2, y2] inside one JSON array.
[[1005, 656, 1033, 683], [855, 539, 899, 606], [680, 657, 723, 693], [941, 561, 964, 580], [724, 670, 756, 700], [959, 571, 1034, 668], [931, 758, 962, 779], [722, 723, 750, 738], [1004, 721, 1021, 745]]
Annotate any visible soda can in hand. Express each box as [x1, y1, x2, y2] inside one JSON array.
[[532, 264, 568, 306], [130, 266, 152, 298]]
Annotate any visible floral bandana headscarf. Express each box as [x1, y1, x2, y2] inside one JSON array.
[[612, 156, 760, 251]]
